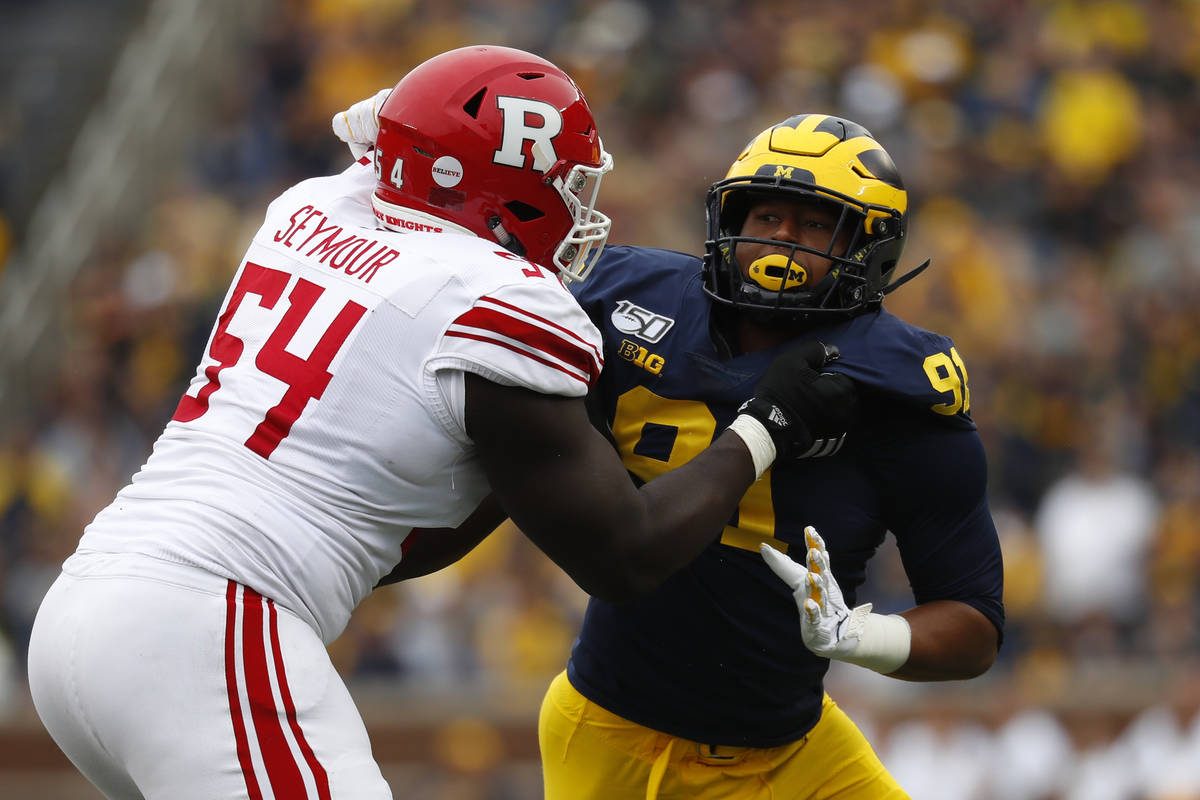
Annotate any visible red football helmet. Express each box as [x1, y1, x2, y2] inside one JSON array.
[[372, 45, 613, 281]]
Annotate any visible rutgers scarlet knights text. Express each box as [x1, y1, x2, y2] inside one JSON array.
[[273, 203, 400, 283]]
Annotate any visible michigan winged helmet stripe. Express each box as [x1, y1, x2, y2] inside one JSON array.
[[727, 113, 907, 237]]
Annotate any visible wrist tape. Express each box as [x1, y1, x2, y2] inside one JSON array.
[[726, 414, 777, 479], [843, 611, 912, 674]]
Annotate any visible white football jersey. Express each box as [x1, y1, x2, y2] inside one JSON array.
[[78, 159, 604, 643]]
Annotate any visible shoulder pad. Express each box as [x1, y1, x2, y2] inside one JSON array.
[[821, 310, 976, 428], [573, 246, 701, 305]]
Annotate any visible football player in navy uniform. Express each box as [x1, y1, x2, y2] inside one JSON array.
[[536, 114, 1005, 799], [332, 95, 1003, 797]]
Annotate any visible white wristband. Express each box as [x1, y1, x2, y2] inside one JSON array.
[[726, 414, 777, 479], [843, 612, 911, 674]]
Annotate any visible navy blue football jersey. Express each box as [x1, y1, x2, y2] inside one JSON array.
[[565, 246, 1004, 747]]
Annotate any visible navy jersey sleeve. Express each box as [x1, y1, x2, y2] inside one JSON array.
[[823, 310, 1004, 639], [865, 402, 1005, 641]]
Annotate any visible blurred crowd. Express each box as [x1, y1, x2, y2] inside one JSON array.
[[2, 0, 1200, 797]]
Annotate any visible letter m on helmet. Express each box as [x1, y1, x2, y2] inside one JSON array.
[[492, 96, 563, 173]]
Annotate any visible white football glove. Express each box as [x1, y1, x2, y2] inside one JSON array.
[[760, 526, 911, 674], [331, 88, 392, 159]]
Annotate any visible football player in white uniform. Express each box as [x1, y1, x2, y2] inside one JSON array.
[[27, 46, 857, 799]]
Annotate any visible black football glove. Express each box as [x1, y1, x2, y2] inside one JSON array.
[[738, 340, 858, 459]]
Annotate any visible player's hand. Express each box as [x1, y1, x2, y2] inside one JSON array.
[[738, 340, 856, 459], [760, 526, 910, 674], [331, 88, 392, 159], [760, 526, 864, 659]]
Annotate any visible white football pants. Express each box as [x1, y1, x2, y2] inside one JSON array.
[[27, 551, 392, 799]]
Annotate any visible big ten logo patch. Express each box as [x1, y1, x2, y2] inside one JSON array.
[[618, 339, 665, 375]]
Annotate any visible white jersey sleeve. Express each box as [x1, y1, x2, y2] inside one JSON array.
[[423, 274, 603, 439], [440, 281, 603, 392]]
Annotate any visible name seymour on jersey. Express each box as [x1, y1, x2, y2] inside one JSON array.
[[273, 203, 401, 283]]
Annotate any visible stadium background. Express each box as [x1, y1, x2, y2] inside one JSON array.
[[0, 0, 1198, 797]]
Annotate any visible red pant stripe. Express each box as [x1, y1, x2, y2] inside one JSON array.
[[267, 599, 332, 800], [225, 582, 265, 800], [241, 586, 309, 798]]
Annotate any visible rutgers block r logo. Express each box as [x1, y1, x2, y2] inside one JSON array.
[[493, 96, 562, 172]]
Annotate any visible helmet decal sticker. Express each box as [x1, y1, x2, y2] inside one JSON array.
[[431, 155, 464, 187]]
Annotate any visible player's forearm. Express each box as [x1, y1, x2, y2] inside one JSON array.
[[375, 495, 505, 586], [887, 600, 999, 681], [526, 431, 757, 602], [631, 431, 757, 554], [468, 374, 760, 603], [585, 431, 757, 598]]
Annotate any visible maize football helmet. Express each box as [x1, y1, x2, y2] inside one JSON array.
[[372, 45, 613, 281], [703, 114, 927, 321]]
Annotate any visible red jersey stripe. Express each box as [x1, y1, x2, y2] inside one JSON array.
[[449, 306, 600, 384], [445, 329, 594, 387], [453, 300, 601, 371], [476, 294, 602, 363]]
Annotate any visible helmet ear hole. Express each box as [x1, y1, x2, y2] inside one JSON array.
[[505, 201, 546, 222]]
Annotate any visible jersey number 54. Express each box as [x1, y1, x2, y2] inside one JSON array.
[[172, 262, 367, 458]]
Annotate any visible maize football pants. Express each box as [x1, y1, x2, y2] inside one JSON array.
[[539, 670, 910, 800]]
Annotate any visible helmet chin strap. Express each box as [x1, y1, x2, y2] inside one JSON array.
[[881, 259, 931, 296], [487, 216, 527, 257]]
